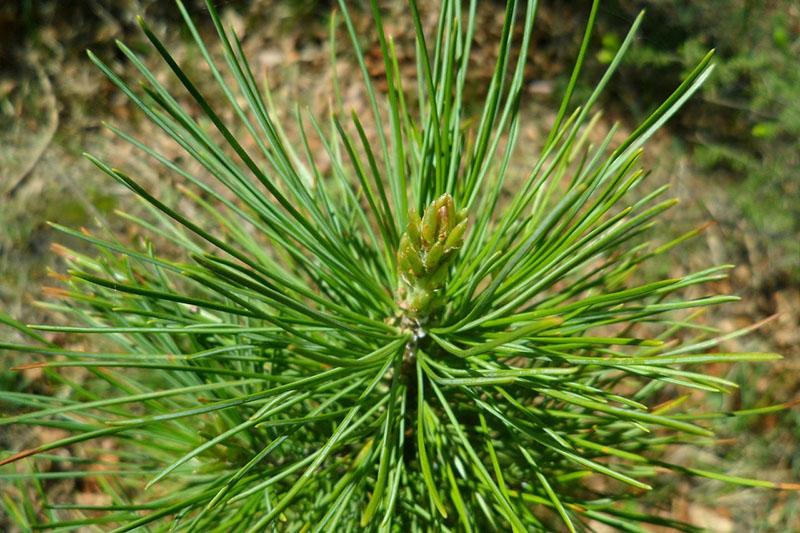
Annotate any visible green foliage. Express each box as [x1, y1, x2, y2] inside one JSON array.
[[1, 0, 794, 530], [594, 0, 800, 280]]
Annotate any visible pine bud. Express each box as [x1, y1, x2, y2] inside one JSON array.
[[421, 201, 438, 244], [396, 194, 468, 318], [425, 241, 444, 271], [407, 209, 422, 247], [445, 219, 467, 250]]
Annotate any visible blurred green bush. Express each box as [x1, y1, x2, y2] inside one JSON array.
[[589, 0, 799, 281]]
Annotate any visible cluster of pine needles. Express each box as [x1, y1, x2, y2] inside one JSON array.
[[1, 0, 796, 531]]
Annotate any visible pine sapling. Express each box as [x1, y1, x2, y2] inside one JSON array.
[[1, 0, 796, 531]]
